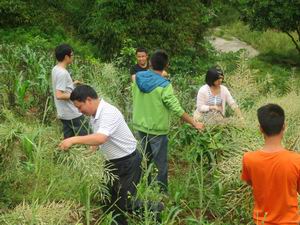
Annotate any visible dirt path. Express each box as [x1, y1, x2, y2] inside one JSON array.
[[208, 36, 259, 58]]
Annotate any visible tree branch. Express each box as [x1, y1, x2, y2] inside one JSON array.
[[296, 26, 300, 42], [285, 31, 300, 54]]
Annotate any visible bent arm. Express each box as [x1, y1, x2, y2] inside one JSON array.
[[224, 87, 237, 109], [162, 85, 204, 130], [234, 107, 243, 118], [223, 86, 238, 110], [69, 133, 108, 145], [162, 85, 185, 117], [196, 88, 210, 112], [181, 112, 204, 131], [55, 90, 71, 100], [59, 133, 108, 150], [224, 87, 243, 117]]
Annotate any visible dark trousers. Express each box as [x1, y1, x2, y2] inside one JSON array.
[[138, 131, 168, 192], [60, 115, 90, 139], [106, 150, 142, 225]]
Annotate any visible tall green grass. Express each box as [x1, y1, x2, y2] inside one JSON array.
[[213, 21, 300, 88], [0, 37, 299, 224], [214, 21, 298, 56]]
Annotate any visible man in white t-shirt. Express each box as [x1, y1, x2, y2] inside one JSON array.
[[59, 85, 142, 225], [51, 44, 90, 138]]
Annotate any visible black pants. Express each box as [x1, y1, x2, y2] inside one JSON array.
[[60, 115, 90, 139], [106, 150, 142, 225]]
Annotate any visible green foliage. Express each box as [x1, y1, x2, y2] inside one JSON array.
[[78, 61, 132, 120], [213, 23, 300, 96], [0, 0, 214, 60], [238, 0, 300, 32], [0, 0, 67, 35], [0, 44, 53, 117], [0, 27, 96, 57], [0, 109, 113, 224], [0, 200, 83, 225], [0, 43, 96, 121], [57, 148, 114, 201], [215, 21, 299, 58], [81, 0, 212, 59], [238, 0, 300, 53], [0, 0, 32, 27], [210, 0, 240, 26], [1, 4, 300, 223], [168, 41, 217, 76], [115, 39, 137, 69], [0, 1, 97, 59]]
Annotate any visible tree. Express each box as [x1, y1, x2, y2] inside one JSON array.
[[0, 0, 32, 27], [238, 0, 300, 54], [80, 0, 213, 59]]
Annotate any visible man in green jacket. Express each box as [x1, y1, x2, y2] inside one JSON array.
[[132, 50, 204, 192]]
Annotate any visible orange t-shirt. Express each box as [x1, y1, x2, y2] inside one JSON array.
[[241, 149, 300, 225]]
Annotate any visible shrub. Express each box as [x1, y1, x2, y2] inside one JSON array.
[[80, 0, 212, 59]]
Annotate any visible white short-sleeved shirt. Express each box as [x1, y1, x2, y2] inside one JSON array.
[[51, 65, 82, 120], [91, 99, 137, 160]]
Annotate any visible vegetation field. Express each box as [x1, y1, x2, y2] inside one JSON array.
[[0, 1, 299, 224]]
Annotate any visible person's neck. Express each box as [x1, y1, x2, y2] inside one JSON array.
[[262, 134, 285, 152], [138, 62, 148, 68], [92, 99, 101, 117], [57, 61, 68, 69], [210, 85, 220, 90]]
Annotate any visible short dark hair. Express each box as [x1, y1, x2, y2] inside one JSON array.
[[150, 50, 168, 71], [55, 44, 73, 62], [257, 104, 285, 136], [136, 47, 148, 55], [205, 67, 224, 86], [70, 85, 98, 102]]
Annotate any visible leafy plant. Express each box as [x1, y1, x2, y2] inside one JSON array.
[[238, 0, 300, 54]]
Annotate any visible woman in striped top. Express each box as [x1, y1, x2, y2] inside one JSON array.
[[194, 67, 242, 123]]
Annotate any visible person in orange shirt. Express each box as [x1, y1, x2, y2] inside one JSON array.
[[241, 103, 300, 225]]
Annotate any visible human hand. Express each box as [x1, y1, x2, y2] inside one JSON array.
[[131, 74, 136, 81], [193, 121, 205, 131], [88, 145, 98, 154], [162, 70, 168, 77], [59, 138, 74, 151], [210, 105, 222, 112], [239, 116, 246, 126]]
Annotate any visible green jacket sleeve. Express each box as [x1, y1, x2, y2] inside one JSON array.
[[162, 84, 185, 117]]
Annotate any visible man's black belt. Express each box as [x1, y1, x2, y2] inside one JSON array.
[[109, 150, 137, 163]]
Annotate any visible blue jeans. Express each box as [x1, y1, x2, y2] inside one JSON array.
[[138, 131, 168, 192]]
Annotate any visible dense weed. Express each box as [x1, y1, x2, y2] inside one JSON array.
[[0, 42, 299, 224]]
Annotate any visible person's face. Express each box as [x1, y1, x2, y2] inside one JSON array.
[[73, 98, 94, 116], [136, 52, 148, 66], [213, 76, 223, 87], [65, 52, 74, 64]]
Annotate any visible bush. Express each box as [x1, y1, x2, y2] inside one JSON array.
[[238, 0, 300, 54], [0, 109, 113, 224], [80, 0, 212, 59], [0, 0, 32, 27]]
